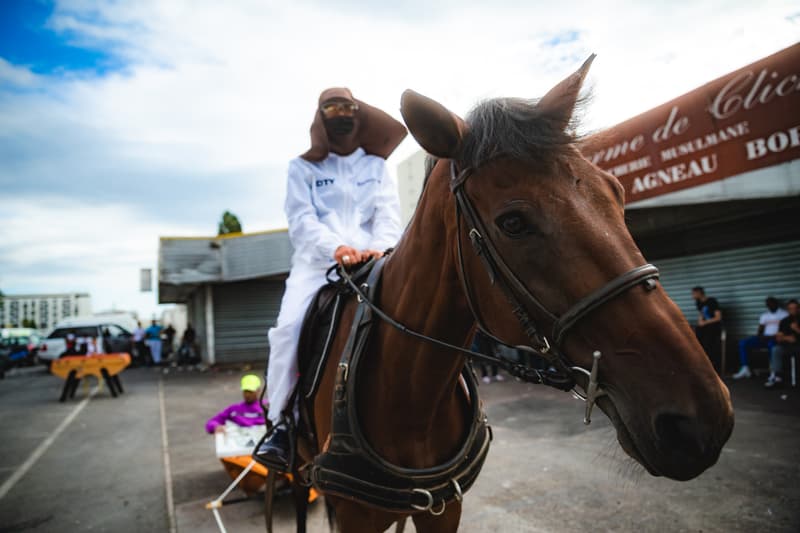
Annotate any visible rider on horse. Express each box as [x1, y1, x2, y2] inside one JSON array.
[[254, 88, 407, 469]]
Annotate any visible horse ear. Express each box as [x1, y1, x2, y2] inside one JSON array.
[[400, 89, 465, 159], [537, 53, 595, 131]]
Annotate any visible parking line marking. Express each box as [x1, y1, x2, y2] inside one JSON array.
[[0, 386, 99, 500], [159, 378, 177, 533]]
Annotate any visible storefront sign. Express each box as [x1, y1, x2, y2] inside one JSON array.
[[583, 43, 800, 202]]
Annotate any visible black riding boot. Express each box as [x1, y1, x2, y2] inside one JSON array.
[[253, 427, 290, 471]]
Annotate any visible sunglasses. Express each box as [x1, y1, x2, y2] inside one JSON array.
[[320, 101, 359, 117]]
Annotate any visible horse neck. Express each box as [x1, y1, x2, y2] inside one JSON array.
[[365, 164, 475, 441]]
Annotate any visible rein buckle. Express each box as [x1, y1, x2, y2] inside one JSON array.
[[411, 488, 434, 512], [468, 228, 496, 285]]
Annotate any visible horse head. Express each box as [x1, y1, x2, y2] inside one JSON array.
[[400, 56, 734, 481]]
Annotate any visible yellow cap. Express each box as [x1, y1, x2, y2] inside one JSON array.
[[240, 374, 262, 391]]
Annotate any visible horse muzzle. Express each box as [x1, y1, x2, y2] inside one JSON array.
[[597, 387, 734, 481]]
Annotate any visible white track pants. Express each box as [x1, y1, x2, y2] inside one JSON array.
[[266, 265, 329, 423]]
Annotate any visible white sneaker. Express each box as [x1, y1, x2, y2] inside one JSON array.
[[764, 375, 783, 388], [494, 374, 505, 382], [732, 366, 752, 379], [482, 376, 491, 384]]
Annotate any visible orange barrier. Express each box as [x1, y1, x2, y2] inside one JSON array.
[[51, 353, 131, 380], [51, 353, 131, 401]]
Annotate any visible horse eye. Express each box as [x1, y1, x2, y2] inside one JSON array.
[[496, 212, 528, 237]]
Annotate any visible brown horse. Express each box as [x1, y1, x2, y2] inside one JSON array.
[[297, 56, 734, 532]]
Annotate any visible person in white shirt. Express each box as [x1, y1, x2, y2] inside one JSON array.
[[86, 337, 99, 355], [733, 296, 789, 379], [254, 88, 406, 469], [132, 321, 147, 365]]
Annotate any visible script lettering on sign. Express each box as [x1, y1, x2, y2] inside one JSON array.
[[582, 43, 800, 202]]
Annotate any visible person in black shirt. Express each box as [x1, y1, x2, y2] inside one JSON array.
[[177, 324, 199, 365], [692, 286, 723, 372], [765, 299, 799, 388], [162, 324, 176, 361]]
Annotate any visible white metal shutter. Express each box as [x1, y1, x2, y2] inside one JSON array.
[[212, 279, 285, 363]]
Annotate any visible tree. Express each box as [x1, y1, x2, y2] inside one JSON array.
[[22, 318, 37, 329], [218, 210, 243, 236]]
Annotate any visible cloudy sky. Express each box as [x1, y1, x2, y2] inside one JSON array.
[[0, 0, 797, 321]]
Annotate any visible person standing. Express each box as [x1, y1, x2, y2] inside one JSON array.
[[734, 296, 788, 379], [101, 327, 112, 354], [145, 319, 164, 366], [691, 287, 723, 371], [472, 330, 504, 384], [132, 321, 147, 365], [162, 324, 176, 362], [254, 87, 406, 470], [63, 330, 79, 356], [179, 323, 198, 364]]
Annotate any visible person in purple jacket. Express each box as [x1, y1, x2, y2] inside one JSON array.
[[205, 374, 267, 434]]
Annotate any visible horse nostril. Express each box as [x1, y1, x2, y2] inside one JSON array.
[[654, 413, 706, 457]]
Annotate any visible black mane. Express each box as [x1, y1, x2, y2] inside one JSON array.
[[456, 97, 579, 170]]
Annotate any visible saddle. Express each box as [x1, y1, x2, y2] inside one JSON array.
[[284, 257, 492, 514], [296, 261, 374, 401]]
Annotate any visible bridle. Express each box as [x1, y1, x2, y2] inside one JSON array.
[[337, 159, 660, 425], [450, 161, 659, 423]]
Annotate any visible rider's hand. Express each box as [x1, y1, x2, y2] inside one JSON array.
[[214, 425, 226, 434], [334, 245, 363, 266], [361, 249, 384, 261]]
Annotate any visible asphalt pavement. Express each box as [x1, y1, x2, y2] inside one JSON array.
[[0, 363, 798, 532]]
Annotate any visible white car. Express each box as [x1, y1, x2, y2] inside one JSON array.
[[37, 317, 134, 364]]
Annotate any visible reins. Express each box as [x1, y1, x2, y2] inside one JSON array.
[[335, 263, 561, 387]]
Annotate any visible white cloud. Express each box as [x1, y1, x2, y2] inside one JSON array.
[[0, 196, 202, 315], [0, 57, 45, 88], [1, 0, 798, 319]]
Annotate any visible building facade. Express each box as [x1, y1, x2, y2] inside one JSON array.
[[396, 149, 428, 226], [158, 230, 292, 365], [0, 293, 92, 330], [586, 43, 800, 368]]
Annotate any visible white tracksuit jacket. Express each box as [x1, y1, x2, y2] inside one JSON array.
[[266, 147, 402, 422]]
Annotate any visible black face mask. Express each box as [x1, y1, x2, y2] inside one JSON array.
[[325, 116, 355, 137]]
